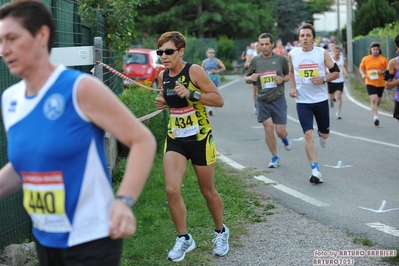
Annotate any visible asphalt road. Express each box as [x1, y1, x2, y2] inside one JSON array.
[[210, 75, 399, 248]]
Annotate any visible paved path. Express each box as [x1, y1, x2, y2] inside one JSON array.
[[211, 74, 397, 266]]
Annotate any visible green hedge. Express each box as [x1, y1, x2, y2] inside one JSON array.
[[117, 86, 167, 156]]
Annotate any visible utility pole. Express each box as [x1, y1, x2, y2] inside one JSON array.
[[337, 0, 340, 44], [346, 0, 353, 73]]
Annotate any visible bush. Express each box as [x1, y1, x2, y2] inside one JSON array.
[[117, 86, 167, 155], [217, 35, 236, 62], [222, 59, 233, 71]]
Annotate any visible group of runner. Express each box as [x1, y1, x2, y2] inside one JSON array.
[[1, 1, 398, 265]]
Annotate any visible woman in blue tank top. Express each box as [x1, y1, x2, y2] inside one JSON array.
[[201, 48, 226, 115], [0, 1, 156, 265]]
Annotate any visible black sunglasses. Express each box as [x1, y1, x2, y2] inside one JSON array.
[[156, 48, 179, 56]]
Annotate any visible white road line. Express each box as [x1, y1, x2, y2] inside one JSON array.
[[254, 175, 330, 207], [365, 222, 399, 237], [217, 153, 329, 207], [218, 77, 242, 91], [217, 153, 245, 170], [286, 114, 399, 148], [343, 84, 391, 117]]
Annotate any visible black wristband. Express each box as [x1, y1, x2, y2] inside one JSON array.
[[189, 90, 201, 101]]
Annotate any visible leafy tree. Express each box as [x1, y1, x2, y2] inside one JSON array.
[[78, 0, 147, 64], [353, 0, 397, 36], [134, 0, 277, 39], [275, 0, 333, 41], [366, 22, 399, 38], [275, 0, 308, 35], [354, 0, 399, 17]]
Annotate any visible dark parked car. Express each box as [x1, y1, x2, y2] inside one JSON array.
[[123, 48, 165, 88]]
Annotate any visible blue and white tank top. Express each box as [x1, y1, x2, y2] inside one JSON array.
[[2, 65, 114, 248]]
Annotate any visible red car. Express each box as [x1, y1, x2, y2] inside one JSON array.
[[122, 48, 165, 88]]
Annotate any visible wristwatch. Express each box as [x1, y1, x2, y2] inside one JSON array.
[[322, 76, 327, 84], [189, 90, 201, 101], [115, 195, 135, 208]]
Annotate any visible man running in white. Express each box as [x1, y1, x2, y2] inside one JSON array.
[[288, 23, 339, 184]]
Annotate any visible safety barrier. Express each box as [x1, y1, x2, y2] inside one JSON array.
[[94, 61, 165, 122]]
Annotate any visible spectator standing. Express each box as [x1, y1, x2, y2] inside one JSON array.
[[359, 42, 388, 126], [201, 47, 226, 116], [384, 34, 399, 122], [0, 1, 156, 265], [245, 33, 292, 168], [154, 31, 229, 262], [288, 23, 339, 184]]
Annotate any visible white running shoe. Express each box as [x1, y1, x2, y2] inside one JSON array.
[[213, 225, 230, 256], [167, 234, 196, 262], [309, 169, 323, 184], [336, 112, 341, 120], [318, 131, 327, 148], [283, 138, 292, 151]]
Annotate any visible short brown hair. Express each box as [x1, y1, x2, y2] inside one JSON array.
[[298, 23, 316, 38], [157, 31, 186, 49], [258, 33, 274, 43], [369, 42, 382, 55]]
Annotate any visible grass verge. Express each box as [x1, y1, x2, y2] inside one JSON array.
[[346, 232, 399, 264], [112, 154, 274, 266], [348, 77, 395, 112]]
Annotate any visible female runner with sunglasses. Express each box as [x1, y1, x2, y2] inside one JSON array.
[[154, 31, 229, 262]]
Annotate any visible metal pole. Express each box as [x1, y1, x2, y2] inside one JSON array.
[[346, 0, 353, 73], [337, 0, 340, 44], [94, 37, 103, 81]]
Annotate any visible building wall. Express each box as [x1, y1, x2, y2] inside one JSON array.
[[313, 4, 347, 33], [313, 0, 355, 34]]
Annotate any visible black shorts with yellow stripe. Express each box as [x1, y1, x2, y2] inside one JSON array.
[[164, 131, 217, 166]]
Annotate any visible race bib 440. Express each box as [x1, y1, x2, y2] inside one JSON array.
[[22, 171, 72, 232]]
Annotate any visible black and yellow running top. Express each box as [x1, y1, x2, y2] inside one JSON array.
[[163, 63, 211, 141]]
